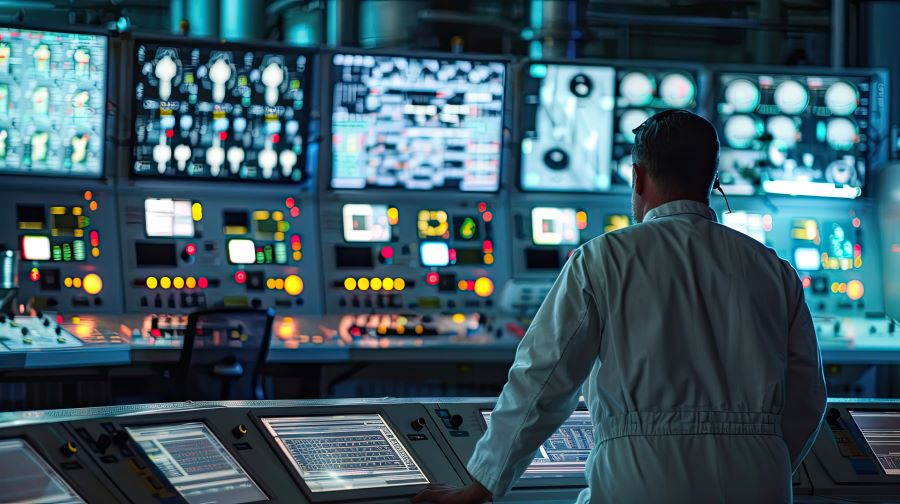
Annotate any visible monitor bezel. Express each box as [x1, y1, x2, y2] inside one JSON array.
[[323, 47, 513, 194], [0, 22, 111, 181], [708, 64, 891, 199], [515, 58, 707, 194], [127, 32, 318, 185], [251, 408, 433, 502]]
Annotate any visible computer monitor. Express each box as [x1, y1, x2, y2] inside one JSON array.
[[848, 410, 900, 476], [0, 438, 85, 503], [329, 52, 506, 192], [132, 38, 312, 182], [261, 414, 429, 493], [0, 26, 107, 178], [519, 62, 616, 192], [713, 69, 888, 198], [125, 422, 268, 504], [481, 410, 593, 479]]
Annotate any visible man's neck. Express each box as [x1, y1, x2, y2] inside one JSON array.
[[641, 195, 709, 219]]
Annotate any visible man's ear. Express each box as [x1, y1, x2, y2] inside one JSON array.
[[632, 163, 644, 195]]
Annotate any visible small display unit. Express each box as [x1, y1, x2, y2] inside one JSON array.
[[848, 410, 900, 476], [0, 26, 107, 178], [713, 68, 889, 198], [481, 410, 593, 480], [0, 438, 85, 503], [132, 37, 312, 182], [125, 422, 268, 504], [329, 52, 507, 192], [261, 414, 429, 497]]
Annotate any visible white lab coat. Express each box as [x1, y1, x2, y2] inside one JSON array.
[[468, 200, 827, 503]]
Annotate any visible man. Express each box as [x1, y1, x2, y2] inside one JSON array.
[[413, 110, 826, 503]]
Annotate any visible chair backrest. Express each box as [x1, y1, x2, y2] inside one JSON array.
[[178, 307, 274, 401]]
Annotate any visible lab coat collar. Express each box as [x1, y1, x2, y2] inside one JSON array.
[[644, 200, 718, 222]]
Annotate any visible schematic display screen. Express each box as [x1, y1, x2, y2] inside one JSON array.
[[0, 27, 107, 178], [330, 53, 506, 192], [714, 72, 882, 198], [0, 438, 85, 503], [520, 63, 616, 192], [261, 414, 429, 493], [126, 422, 268, 504], [133, 39, 311, 182], [848, 410, 900, 475], [482, 410, 593, 478]]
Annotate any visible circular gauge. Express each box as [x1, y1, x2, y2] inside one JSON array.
[[723, 114, 761, 149], [619, 109, 650, 143], [617, 155, 633, 185], [659, 73, 695, 108], [766, 116, 799, 145], [826, 158, 854, 184], [825, 81, 859, 116], [773, 80, 809, 114], [620, 72, 655, 106], [570, 73, 593, 98], [543, 148, 570, 170], [826, 118, 859, 150], [724, 78, 760, 113]]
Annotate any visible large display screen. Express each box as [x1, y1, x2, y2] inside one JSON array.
[[848, 410, 900, 475], [715, 71, 882, 198], [482, 410, 593, 478], [330, 52, 506, 192], [126, 422, 268, 504], [0, 27, 107, 178], [133, 39, 310, 182], [261, 414, 429, 493], [519, 63, 616, 191], [0, 438, 85, 503]]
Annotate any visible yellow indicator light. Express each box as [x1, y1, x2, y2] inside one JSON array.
[[387, 207, 399, 225], [64, 277, 73, 288], [272, 211, 284, 221], [275, 278, 285, 290], [396, 325, 405, 335], [382, 277, 394, 291], [394, 278, 405, 291], [838, 283, 847, 294], [252, 210, 270, 221], [146, 276, 158, 289], [377, 326, 387, 335], [71, 316, 80, 324], [370, 277, 383, 290], [344, 278, 356, 291], [186, 277, 197, 289], [266, 278, 276, 289], [83, 273, 102, 295], [458, 280, 468, 291], [91, 247, 100, 257], [284, 275, 303, 296], [191, 202, 203, 221], [72, 207, 83, 216], [854, 257, 862, 268], [277, 221, 289, 232], [74, 229, 84, 238], [474, 277, 494, 298], [397, 316, 409, 326], [847, 280, 865, 301], [294, 251, 303, 261], [160, 277, 172, 289], [415, 325, 424, 335], [72, 277, 82, 288], [358, 278, 370, 290], [451, 313, 466, 324], [831, 282, 839, 293], [173, 277, 185, 289], [274, 231, 285, 242], [484, 253, 494, 265], [50, 206, 65, 215]]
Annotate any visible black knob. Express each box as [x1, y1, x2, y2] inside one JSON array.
[[411, 418, 426, 432], [43, 318, 50, 327], [449, 414, 463, 430], [233, 424, 249, 438], [112, 431, 129, 445], [20, 327, 28, 336], [60, 441, 78, 457], [95, 434, 112, 453]]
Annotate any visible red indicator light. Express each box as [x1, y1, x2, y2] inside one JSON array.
[[285, 197, 295, 208], [272, 134, 280, 144], [381, 246, 394, 260], [165, 129, 174, 138], [29, 269, 40, 282], [852, 217, 861, 228], [83, 190, 92, 201], [802, 276, 812, 289], [56, 315, 63, 324], [291, 234, 301, 245], [477, 202, 487, 213], [218, 131, 227, 141], [290, 206, 300, 218], [467, 280, 475, 291], [150, 328, 161, 338], [483, 240, 493, 253], [853, 244, 862, 256], [89, 230, 99, 247], [185, 243, 197, 256], [483, 211, 493, 222], [426, 272, 439, 285], [349, 326, 362, 337], [234, 271, 247, 284], [198, 277, 209, 289], [449, 248, 457, 262]]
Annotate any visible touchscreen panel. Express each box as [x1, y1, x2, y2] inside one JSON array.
[[0, 438, 84, 503], [848, 410, 900, 475]]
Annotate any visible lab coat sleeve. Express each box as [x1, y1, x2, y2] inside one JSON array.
[[466, 247, 603, 497], [780, 263, 827, 472]]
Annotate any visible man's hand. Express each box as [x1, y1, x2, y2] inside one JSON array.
[[411, 481, 492, 503]]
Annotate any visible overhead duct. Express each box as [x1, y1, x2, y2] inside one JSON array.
[[221, 0, 265, 41], [359, 0, 425, 48]]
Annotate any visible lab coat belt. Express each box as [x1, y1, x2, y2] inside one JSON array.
[[594, 410, 784, 445]]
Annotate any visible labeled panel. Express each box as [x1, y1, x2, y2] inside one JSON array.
[[0, 27, 107, 178]]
